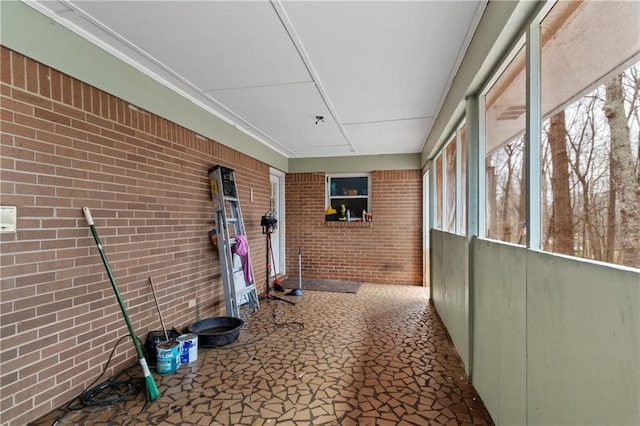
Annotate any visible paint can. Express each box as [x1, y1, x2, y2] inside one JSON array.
[[178, 333, 198, 364], [156, 340, 180, 375], [144, 330, 180, 365]]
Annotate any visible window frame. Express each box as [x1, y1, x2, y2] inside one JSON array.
[[479, 39, 528, 245], [326, 173, 371, 218]]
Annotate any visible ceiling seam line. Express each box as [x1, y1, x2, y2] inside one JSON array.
[[343, 116, 435, 125], [269, 0, 357, 154], [204, 79, 315, 93]]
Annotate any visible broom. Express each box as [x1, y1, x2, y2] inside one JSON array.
[[269, 236, 284, 292], [82, 207, 161, 402]]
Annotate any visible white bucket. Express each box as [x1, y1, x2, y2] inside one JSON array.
[[177, 333, 198, 364]]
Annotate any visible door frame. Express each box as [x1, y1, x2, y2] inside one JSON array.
[[423, 170, 430, 288], [269, 168, 286, 276]]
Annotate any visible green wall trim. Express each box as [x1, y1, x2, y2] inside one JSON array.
[[0, 1, 289, 172], [289, 153, 421, 173]]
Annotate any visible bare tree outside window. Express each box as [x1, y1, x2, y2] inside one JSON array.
[[480, 1, 639, 267], [486, 137, 525, 243], [539, 66, 640, 268], [605, 72, 640, 267], [539, 0, 639, 268], [547, 111, 573, 255], [435, 155, 443, 229], [446, 140, 457, 232], [484, 46, 527, 244], [460, 125, 468, 235]]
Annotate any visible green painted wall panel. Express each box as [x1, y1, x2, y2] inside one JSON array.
[[472, 238, 527, 426], [434, 235, 640, 425], [432, 231, 470, 372], [526, 252, 640, 426]]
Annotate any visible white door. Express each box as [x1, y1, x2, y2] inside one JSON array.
[[269, 169, 285, 277], [423, 171, 430, 288]]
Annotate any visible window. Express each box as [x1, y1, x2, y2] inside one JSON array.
[[327, 174, 370, 221], [438, 125, 467, 236], [435, 155, 443, 229], [539, 0, 640, 268], [445, 137, 457, 232], [460, 124, 468, 235], [484, 47, 527, 244]]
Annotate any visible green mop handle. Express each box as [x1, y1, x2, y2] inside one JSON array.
[[83, 208, 145, 358], [83, 208, 159, 401]]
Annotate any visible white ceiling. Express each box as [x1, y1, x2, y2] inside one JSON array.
[[26, 0, 485, 158]]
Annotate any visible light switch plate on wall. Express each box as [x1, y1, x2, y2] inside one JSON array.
[[0, 206, 17, 233]]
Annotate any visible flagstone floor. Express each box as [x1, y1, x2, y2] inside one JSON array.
[[32, 284, 493, 425]]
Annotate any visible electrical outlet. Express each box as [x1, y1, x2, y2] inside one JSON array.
[[188, 299, 196, 308]]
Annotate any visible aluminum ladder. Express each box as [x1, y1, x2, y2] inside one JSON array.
[[208, 165, 259, 317]]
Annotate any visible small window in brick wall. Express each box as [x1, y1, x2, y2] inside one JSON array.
[[326, 174, 371, 221]]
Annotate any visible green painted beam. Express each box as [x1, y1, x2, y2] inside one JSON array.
[[289, 153, 421, 173]]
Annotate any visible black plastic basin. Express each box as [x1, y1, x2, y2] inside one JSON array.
[[188, 317, 244, 347]]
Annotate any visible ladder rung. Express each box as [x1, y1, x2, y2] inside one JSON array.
[[236, 285, 256, 295], [224, 196, 239, 202]]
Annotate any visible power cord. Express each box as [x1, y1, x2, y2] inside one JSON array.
[[51, 335, 145, 425], [216, 303, 304, 352], [270, 304, 304, 331], [48, 306, 304, 424]]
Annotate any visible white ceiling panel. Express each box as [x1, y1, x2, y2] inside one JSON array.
[[210, 82, 350, 156], [280, 1, 482, 123], [345, 118, 434, 156], [27, 0, 486, 159], [68, 0, 312, 90]]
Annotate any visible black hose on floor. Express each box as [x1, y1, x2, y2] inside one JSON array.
[[49, 335, 144, 425]]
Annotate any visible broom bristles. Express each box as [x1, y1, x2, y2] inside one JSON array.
[[139, 357, 160, 401], [146, 375, 161, 401]]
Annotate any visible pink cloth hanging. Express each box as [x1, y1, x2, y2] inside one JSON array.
[[232, 235, 253, 283]]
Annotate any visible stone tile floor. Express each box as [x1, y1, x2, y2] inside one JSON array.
[[32, 284, 494, 425]]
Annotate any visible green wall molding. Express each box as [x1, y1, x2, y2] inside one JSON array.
[[289, 153, 421, 173]]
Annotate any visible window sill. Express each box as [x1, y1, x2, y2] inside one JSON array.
[[325, 220, 372, 227]]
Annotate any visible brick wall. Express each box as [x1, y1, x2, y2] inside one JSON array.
[[0, 47, 271, 425], [285, 170, 423, 286]]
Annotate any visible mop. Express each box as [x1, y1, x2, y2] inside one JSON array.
[[285, 247, 303, 296], [148, 277, 169, 342], [83, 207, 160, 402], [270, 238, 285, 292]]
